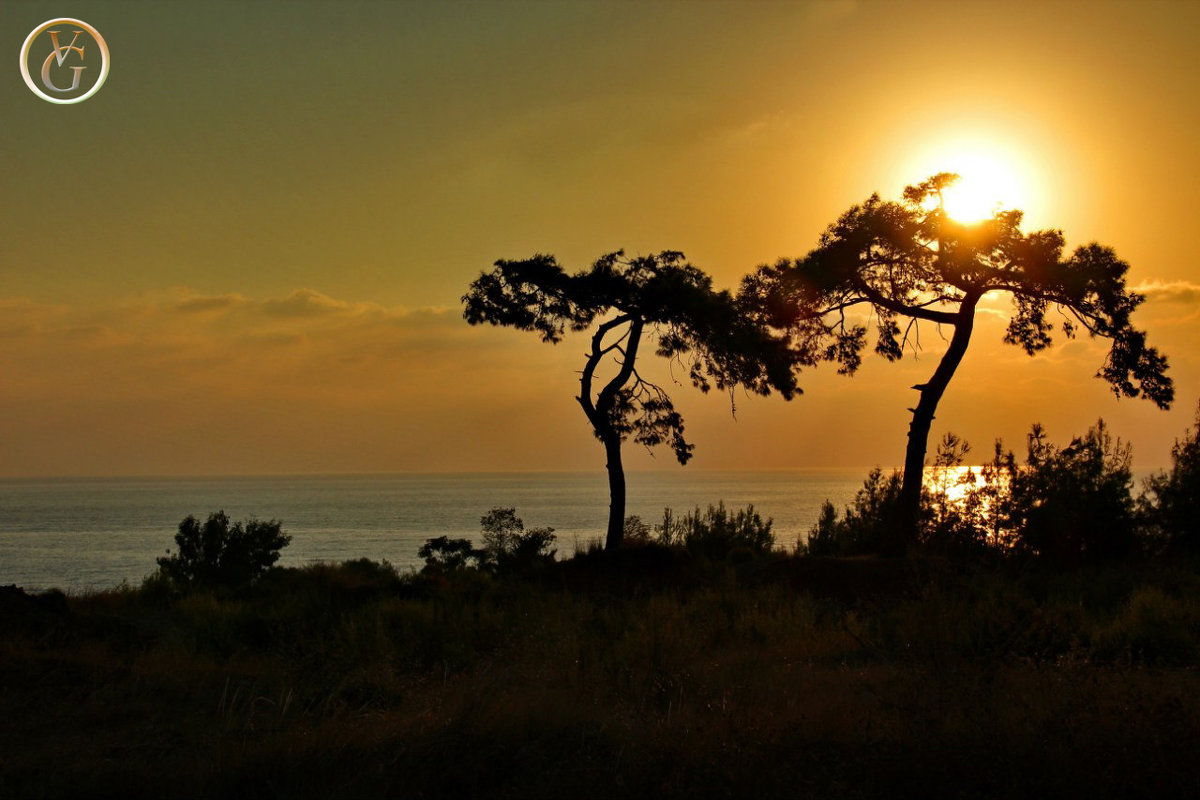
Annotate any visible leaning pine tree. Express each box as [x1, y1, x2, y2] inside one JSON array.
[[742, 173, 1173, 553], [463, 250, 806, 550]]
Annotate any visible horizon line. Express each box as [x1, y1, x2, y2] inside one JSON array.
[[0, 464, 1170, 482]]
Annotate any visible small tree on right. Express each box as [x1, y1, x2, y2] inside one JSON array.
[[999, 420, 1138, 565], [746, 173, 1173, 553], [1141, 402, 1200, 553]]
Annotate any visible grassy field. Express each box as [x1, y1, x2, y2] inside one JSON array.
[[3, 549, 1200, 799]]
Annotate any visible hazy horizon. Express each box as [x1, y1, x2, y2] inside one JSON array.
[[0, 463, 1173, 485]]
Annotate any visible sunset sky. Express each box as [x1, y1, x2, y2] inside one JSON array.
[[2, 0, 1197, 477]]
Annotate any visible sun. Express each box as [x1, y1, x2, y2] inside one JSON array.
[[899, 136, 1039, 224], [938, 154, 1022, 222]]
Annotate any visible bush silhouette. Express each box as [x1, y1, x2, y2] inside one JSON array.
[[156, 511, 291, 590], [621, 515, 653, 546], [997, 421, 1137, 565], [805, 422, 1147, 563], [418, 536, 481, 573], [657, 502, 775, 559], [803, 469, 903, 556], [478, 507, 556, 571], [1141, 402, 1200, 553], [418, 508, 557, 575]]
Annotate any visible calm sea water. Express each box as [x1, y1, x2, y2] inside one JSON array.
[[0, 470, 866, 592]]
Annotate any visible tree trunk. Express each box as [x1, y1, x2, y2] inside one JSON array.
[[603, 435, 626, 550], [893, 293, 981, 554], [577, 315, 643, 552]]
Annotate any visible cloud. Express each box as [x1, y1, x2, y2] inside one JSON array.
[[0, 297, 67, 315], [57, 325, 138, 349], [236, 329, 307, 347], [1134, 280, 1200, 305], [260, 288, 360, 318], [174, 292, 247, 314], [0, 287, 487, 393], [0, 299, 67, 342]]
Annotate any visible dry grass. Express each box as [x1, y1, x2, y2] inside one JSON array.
[[3, 554, 1200, 798]]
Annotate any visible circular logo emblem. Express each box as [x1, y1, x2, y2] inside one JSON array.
[[19, 18, 110, 104]]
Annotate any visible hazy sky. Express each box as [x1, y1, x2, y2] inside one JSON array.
[[2, 0, 1197, 477]]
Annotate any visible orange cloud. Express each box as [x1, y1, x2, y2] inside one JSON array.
[[0, 287, 575, 475], [0, 282, 1192, 478], [1134, 280, 1200, 306], [173, 292, 248, 314]]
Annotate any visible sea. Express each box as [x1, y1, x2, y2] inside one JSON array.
[[0, 470, 869, 593]]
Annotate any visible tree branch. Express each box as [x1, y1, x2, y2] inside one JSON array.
[[578, 314, 633, 426], [596, 318, 645, 416], [853, 281, 958, 324]]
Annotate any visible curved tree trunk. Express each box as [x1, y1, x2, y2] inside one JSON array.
[[577, 315, 644, 552], [892, 293, 981, 554]]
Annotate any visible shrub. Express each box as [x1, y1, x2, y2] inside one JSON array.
[[418, 536, 481, 573], [1140, 402, 1200, 553], [336, 557, 403, 589], [803, 435, 1000, 557], [1000, 421, 1138, 564], [1090, 586, 1199, 666], [156, 511, 291, 590], [418, 508, 556, 575], [919, 433, 995, 556], [658, 502, 775, 559], [802, 468, 902, 556], [621, 515, 653, 546], [479, 507, 557, 571], [809, 422, 1144, 563], [801, 501, 842, 557]]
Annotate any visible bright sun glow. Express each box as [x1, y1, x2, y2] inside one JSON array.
[[898, 136, 1041, 225], [938, 154, 1021, 222]]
